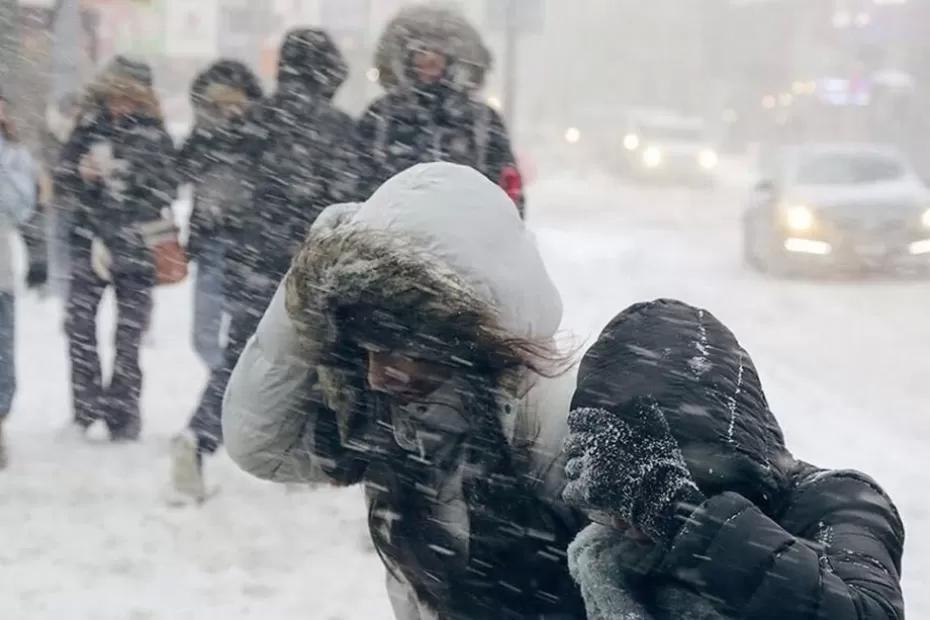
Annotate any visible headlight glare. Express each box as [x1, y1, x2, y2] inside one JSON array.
[[785, 205, 815, 232], [698, 149, 719, 170], [642, 146, 662, 168]]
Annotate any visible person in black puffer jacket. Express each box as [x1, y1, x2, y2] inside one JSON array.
[[562, 299, 905, 620], [169, 29, 355, 502], [169, 60, 263, 501], [178, 59, 263, 371], [57, 56, 176, 441], [355, 5, 525, 216]]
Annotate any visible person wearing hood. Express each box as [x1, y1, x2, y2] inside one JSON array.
[[355, 5, 525, 216], [562, 300, 905, 619], [0, 91, 37, 467], [169, 30, 355, 502], [177, 60, 263, 372], [56, 56, 176, 441], [169, 59, 263, 500], [223, 163, 587, 618]]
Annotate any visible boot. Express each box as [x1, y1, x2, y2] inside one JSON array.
[[170, 430, 207, 504]]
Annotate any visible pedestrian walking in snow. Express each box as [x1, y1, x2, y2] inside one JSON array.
[[0, 92, 38, 468], [176, 60, 263, 372], [56, 57, 176, 441], [356, 5, 525, 215], [562, 300, 905, 619], [169, 30, 355, 502], [223, 163, 587, 618], [169, 58, 263, 502]]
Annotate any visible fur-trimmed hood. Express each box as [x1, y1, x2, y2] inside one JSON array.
[[374, 4, 491, 93], [286, 162, 561, 358], [284, 162, 567, 456]]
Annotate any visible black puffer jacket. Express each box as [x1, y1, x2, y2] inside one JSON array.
[[355, 8, 523, 214], [572, 299, 905, 619], [231, 29, 355, 291], [57, 58, 175, 275], [176, 59, 263, 261]]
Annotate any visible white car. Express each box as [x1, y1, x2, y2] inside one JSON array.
[[620, 110, 718, 185], [744, 144, 930, 275]]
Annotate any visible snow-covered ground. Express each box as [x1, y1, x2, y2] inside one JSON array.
[[3, 164, 928, 618]]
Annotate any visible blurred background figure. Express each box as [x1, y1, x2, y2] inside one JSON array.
[[41, 93, 82, 299], [170, 59, 263, 502], [169, 29, 354, 503], [0, 90, 37, 469], [355, 4, 525, 215], [177, 60, 263, 372], [56, 56, 176, 442]]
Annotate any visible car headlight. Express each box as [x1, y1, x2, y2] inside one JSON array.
[[642, 146, 662, 168], [623, 133, 640, 151], [698, 149, 719, 170], [922, 208, 930, 228], [785, 205, 815, 232]]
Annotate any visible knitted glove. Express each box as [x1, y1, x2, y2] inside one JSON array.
[[563, 397, 705, 544]]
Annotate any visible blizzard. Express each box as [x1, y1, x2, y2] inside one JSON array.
[[2, 163, 927, 619]]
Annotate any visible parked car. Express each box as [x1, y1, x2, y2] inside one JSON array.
[[744, 143, 930, 275]]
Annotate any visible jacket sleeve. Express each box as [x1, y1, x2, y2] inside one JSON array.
[[659, 472, 905, 620], [123, 124, 178, 211], [0, 142, 37, 225], [481, 107, 524, 217], [351, 102, 382, 202], [222, 281, 366, 486]]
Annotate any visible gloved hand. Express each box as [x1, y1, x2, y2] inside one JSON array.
[[563, 397, 705, 544], [90, 237, 113, 282]]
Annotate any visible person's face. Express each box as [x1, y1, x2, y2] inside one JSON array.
[[206, 86, 251, 122], [412, 49, 447, 85], [106, 95, 136, 119], [366, 350, 453, 404]]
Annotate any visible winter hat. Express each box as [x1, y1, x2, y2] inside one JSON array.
[[276, 28, 348, 99]]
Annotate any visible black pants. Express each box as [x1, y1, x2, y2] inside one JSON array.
[[65, 263, 153, 440], [187, 277, 276, 454]]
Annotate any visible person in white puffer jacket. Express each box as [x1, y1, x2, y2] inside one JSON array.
[[223, 163, 588, 619], [0, 92, 37, 468]]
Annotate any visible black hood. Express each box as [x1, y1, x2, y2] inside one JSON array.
[[190, 59, 263, 110], [276, 28, 348, 99], [573, 299, 794, 512]]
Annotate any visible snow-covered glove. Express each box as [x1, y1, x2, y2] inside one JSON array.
[[563, 397, 705, 544], [90, 237, 113, 282]]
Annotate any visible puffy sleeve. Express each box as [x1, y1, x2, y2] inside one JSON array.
[[659, 471, 905, 619], [223, 203, 368, 486]]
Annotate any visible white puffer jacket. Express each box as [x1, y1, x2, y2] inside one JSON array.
[[223, 163, 581, 619]]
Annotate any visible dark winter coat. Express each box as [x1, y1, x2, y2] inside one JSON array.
[[569, 299, 905, 620], [230, 29, 355, 291], [176, 60, 263, 262], [224, 164, 585, 619], [355, 11, 523, 214], [56, 58, 175, 275]]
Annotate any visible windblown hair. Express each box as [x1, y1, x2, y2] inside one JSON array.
[[285, 225, 566, 394], [82, 61, 163, 122]]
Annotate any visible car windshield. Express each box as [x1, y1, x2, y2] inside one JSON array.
[[638, 124, 704, 142], [795, 152, 907, 185]]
